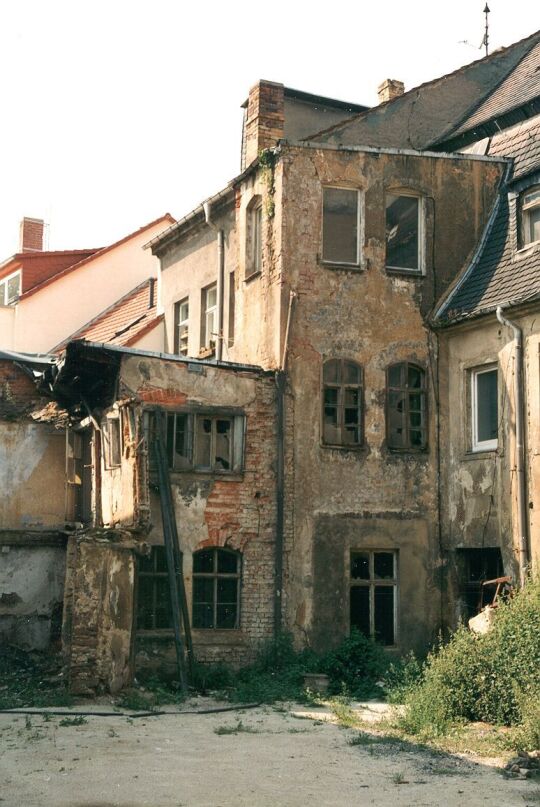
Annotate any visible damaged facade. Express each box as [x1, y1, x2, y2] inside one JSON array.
[[2, 31, 540, 692]]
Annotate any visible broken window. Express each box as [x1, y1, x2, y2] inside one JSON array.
[[0, 270, 21, 306], [201, 283, 217, 350], [322, 187, 360, 265], [102, 415, 122, 468], [246, 197, 263, 278], [350, 550, 397, 645], [146, 410, 245, 473], [456, 548, 504, 620], [471, 365, 498, 452], [192, 547, 241, 629], [385, 194, 422, 272], [173, 297, 189, 356], [386, 362, 427, 450], [519, 186, 540, 247], [136, 546, 173, 630], [322, 359, 363, 447]]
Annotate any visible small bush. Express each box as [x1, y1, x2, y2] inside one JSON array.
[[383, 651, 424, 704], [320, 630, 389, 699]]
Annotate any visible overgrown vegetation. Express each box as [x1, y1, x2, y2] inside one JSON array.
[[0, 646, 72, 709], [394, 577, 540, 748]]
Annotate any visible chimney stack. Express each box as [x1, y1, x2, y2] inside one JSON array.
[[19, 217, 45, 253], [377, 79, 405, 105], [242, 80, 285, 169]]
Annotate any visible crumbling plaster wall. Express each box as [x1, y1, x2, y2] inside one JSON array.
[[439, 310, 540, 619], [277, 145, 504, 653]]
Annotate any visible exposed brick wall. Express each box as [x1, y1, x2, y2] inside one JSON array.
[[19, 217, 44, 253], [0, 361, 42, 419], [244, 80, 285, 166]]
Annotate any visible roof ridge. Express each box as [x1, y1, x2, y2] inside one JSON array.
[[304, 28, 540, 144]]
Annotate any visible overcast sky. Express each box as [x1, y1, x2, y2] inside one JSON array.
[[0, 0, 538, 257]]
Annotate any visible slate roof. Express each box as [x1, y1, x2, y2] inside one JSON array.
[[54, 279, 162, 352], [307, 30, 540, 151], [436, 116, 540, 323]]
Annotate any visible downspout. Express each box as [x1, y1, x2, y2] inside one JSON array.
[[203, 202, 225, 361], [274, 291, 297, 636], [496, 306, 529, 587]]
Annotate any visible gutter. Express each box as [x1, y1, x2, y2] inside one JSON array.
[[496, 306, 529, 586], [203, 202, 225, 362]]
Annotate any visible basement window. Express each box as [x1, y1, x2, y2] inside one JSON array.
[[386, 194, 423, 272], [322, 359, 363, 447], [350, 550, 397, 646], [0, 270, 21, 306], [174, 297, 189, 356], [471, 365, 498, 452], [192, 547, 241, 629], [137, 546, 173, 630], [322, 187, 361, 265], [146, 410, 245, 473], [102, 415, 122, 468], [519, 186, 540, 247], [386, 362, 427, 450]]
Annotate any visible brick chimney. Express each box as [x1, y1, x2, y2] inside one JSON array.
[[377, 79, 405, 105], [19, 217, 45, 252], [242, 80, 285, 168]]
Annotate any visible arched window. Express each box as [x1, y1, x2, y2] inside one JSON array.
[[322, 359, 363, 447], [386, 362, 427, 449], [192, 547, 241, 629], [246, 196, 263, 278]]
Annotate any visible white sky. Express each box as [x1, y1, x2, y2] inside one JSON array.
[[0, 0, 538, 257]]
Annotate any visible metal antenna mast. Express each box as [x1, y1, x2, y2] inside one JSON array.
[[483, 4, 490, 56]]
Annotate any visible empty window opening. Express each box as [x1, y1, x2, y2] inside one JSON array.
[[386, 194, 422, 272], [201, 283, 217, 350], [471, 365, 498, 452], [386, 362, 427, 449], [174, 297, 189, 356], [322, 358, 363, 447], [322, 187, 360, 265], [192, 547, 241, 629], [137, 546, 173, 630], [520, 186, 540, 247], [456, 548, 504, 620], [350, 550, 397, 646]]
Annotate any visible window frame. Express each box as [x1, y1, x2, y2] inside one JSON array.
[[349, 550, 398, 647], [470, 364, 498, 453], [200, 282, 217, 350], [519, 185, 540, 248], [385, 362, 427, 451], [101, 414, 122, 469], [321, 358, 364, 449], [173, 297, 189, 356], [192, 547, 241, 631], [136, 546, 173, 632], [0, 270, 21, 306], [321, 186, 362, 268], [246, 197, 263, 279], [385, 192, 425, 274]]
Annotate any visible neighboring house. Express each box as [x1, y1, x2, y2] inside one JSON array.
[[0, 214, 174, 353]]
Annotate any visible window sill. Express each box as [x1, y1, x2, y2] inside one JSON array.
[[244, 270, 262, 284], [462, 448, 501, 461], [514, 240, 540, 260], [385, 446, 428, 455], [385, 266, 424, 277], [168, 470, 244, 482], [320, 442, 366, 453], [319, 259, 364, 272]]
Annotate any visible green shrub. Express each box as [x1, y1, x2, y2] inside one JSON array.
[[383, 651, 425, 704], [319, 629, 389, 699]]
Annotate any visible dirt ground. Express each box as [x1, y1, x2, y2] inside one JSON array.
[[0, 700, 538, 807]]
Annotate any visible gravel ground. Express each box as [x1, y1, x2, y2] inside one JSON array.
[[0, 700, 538, 807]]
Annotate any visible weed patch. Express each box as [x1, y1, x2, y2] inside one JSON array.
[[0, 646, 72, 709], [214, 720, 260, 736], [59, 716, 87, 727]]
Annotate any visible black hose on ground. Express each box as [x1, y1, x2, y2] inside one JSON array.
[[0, 702, 262, 718]]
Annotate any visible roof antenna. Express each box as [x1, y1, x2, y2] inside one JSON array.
[[482, 3, 490, 56]]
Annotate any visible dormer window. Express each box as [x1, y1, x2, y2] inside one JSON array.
[[0, 271, 21, 306], [520, 186, 540, 248]]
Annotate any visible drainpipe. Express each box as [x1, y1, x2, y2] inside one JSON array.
[[496, 306, 529, 587], [203, 202, 224, 361]]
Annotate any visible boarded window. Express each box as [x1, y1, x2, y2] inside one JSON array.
[[350, 550, 397, 645], [386, 362, 427, 450], [322, 188, 360, 265], [471, 365, 498, 452], [386, 194, 421, 271], [173, 297, 189, 356], [192, 548, 241, 629], [322, 359, 363, 447], [137, 546, 173, 630]]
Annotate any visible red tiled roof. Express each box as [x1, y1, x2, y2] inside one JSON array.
[[54, 279, 162, 352], [21, 214, 175, 300], [0, 250, 100, 292]]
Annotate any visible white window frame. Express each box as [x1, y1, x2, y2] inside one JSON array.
[[471, 364, 498, 452], [174, 297, 189, 356], [349, 549, 398, 646], [201, 283, 217, 350], [521, 186, 540, 248], [0, 270, 21, 306], [322, 186, 362, 267], [385, 192, 425, 274]]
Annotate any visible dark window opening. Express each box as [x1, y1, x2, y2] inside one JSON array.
[[456, 548, 504, 620], [386, 194, 421, 271], [322, 187, 360, 265], [322, 359, 363, 447], [350, 550, 397, 646], [137, 546, 173, 630], [192, 547, 241, 630], [386, 362, 427, 450]]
